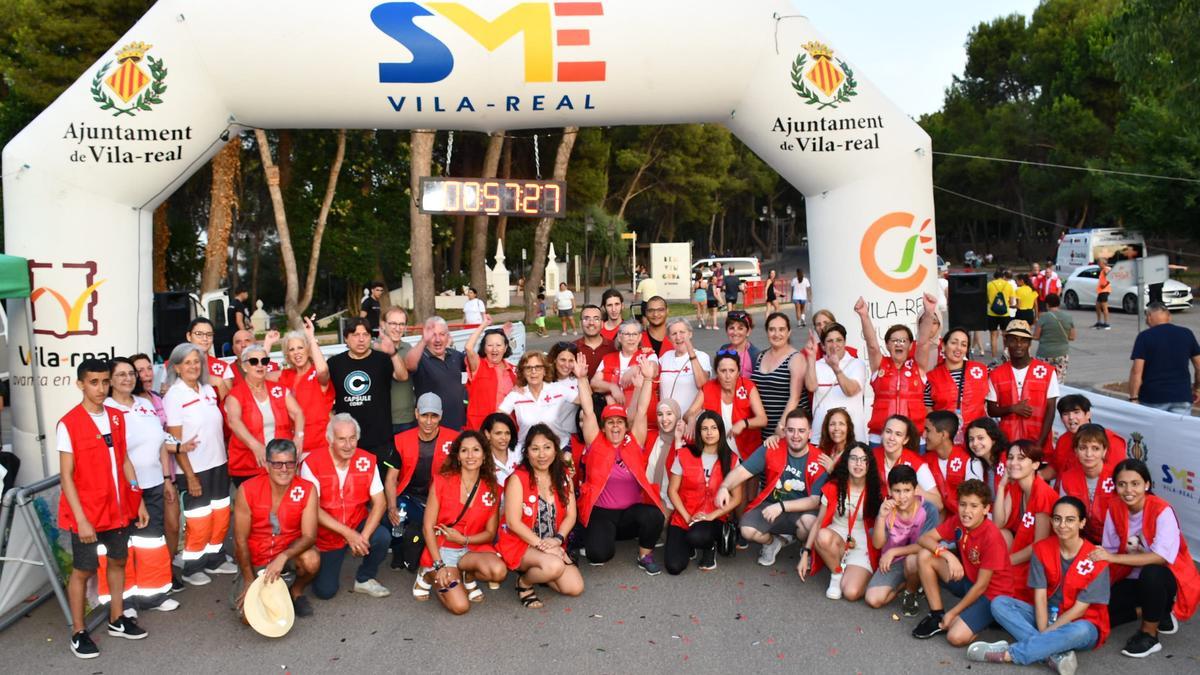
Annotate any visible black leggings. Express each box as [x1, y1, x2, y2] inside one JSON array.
[[664, 523, 720, 575], [584, 504, 664, 563], [1109, 565, 1178, 626]]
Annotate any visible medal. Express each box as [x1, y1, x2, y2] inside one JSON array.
[[845, 536, 856, 550]]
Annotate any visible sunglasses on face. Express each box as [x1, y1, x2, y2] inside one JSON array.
[[244, 357, 269, 366]]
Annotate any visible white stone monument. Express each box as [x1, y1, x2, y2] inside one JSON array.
[[487, 239, 511, 308]]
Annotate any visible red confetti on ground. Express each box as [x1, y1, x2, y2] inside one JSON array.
[[564, 607, 572, 613], [618, 584, 628, 590], [855, 626, 863, 634], [630, 585, 639, 591], [829, 647, 839, 656], [682, 636, 693, 645], [735, 595, 745, 604], [766, 637, 776, 645], [736, 580, 745, 587], [690, 616, 700, 625], [777, 653, 785, 660], [614, 620, 625, 625], [683, 655, 689, 661]]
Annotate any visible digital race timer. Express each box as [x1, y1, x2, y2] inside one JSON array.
[[418, 177, 566, 217]]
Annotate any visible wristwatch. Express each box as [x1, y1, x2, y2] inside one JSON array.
[[431, 560, 445, 572]]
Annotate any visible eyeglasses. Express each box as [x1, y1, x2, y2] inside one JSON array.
[[619, 332, 640, 337], [190, 331, 214, 338], [267, 460, 296, 470], [646, 306, 667, 313], [847, 455, 869, 464], [523, 364, 545, 371], [887, 338, 911, 344], [244, 357, 269, 366], [385, 321, 406, 328], [715, 348, 738, 357]]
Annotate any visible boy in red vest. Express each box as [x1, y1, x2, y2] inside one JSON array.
[[922, 411, 970, 518], [1041, 394, 1125, 482], [233, 439, 320, 620], [986, 320, 1059, 455], [59, 359, 150, 659]]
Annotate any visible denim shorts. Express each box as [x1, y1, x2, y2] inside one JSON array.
[[439, 546, 467, 569], [942, 577, 995, 633]]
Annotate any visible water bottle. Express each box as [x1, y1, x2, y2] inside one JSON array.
[[1048, 604, 1059, 623]]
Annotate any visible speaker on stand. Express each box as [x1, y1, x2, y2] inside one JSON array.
[[153, 292, 195, 360], [947, 273, 989, 332]]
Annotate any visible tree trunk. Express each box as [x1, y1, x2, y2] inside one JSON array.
[[256, 128, 347, 328], [249, 218, 263, 306], [410, 130, 437, 320], [525, 128, 579, 323], [200, 139, 240, 293], [449, 215, 466, 278], [613, 126, 664, 222], [152, 200, 170, 292], [495, 136, 512, 243], [471, 131, 505, 295], [707, 209, 717, 256]]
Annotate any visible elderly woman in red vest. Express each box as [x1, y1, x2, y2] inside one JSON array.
[[420, 430, 506, 615], [225, 343, 304, 488], [684, 351, 767, 461], [464, 318, 516, 430], [855, 294, 939, 447], [665, 411, 741, 575], [977, 496, 1111, 669], [496, 423, 582, 608], [1091, 459, 1199, 658], [277, 318, 333, 457], [926, 328, 988, 445]]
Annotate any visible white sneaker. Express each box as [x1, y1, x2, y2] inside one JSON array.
[[150, 598, 180, 612], [1049, 650, 1077, 675], [205, 560, 238, 575], [181, 571, 211, 586], [757, 537, 784, 566], [825, 572, 843, 600], [353, 578, 392, 598]]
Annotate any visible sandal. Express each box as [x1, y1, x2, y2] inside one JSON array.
[[413, 571, 432, 602], [463, 572, 484, 603], [515, 579, 543, 609]]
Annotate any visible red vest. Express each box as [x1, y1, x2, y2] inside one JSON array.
[[1051, 428, 1125, 477], [701, 378, 762, 461], [1032, 538, 1110, 647], [868, 358, 927, 434], [1005, 476, 1057, 601], [578, 432, 662, 526], [1059, 467, 1115, 544], [57, 405, 141, 532], [304, 447, 378, 552], [747, 444, 824, 510], [244, 474, 313, 567], [496, 468, 568, 569], [1108, 495, 1200, 621], [811, 481, 881, 574], [392, 426, 457, 495], [601, 350, 659, 427], [924, 445, 971, 515], [418, 471, 500, 566], [278, 366, 333, 455], [640, 331, 673, 357], [927, 360, 988, 428], [669, 450, 732, 529], [989, 360, 1055, 453], [226, 381, 294, 478], [465, 360, 516, 431], [874, 447, 925, 490]]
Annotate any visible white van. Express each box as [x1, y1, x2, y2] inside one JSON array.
[[1055, 228, 1145, 277], [691, 257, 762, 281]]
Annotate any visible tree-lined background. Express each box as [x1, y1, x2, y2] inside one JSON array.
[[2, 0, 1196, 325]]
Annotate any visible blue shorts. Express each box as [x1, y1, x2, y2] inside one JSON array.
[[942, 577, 995, 634], [439, 546, 467, 568]]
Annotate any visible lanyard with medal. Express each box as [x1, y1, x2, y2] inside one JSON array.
[[840, 488, 868, 570]]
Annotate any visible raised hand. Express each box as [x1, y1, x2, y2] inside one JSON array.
[[853, 296, 868, 317]]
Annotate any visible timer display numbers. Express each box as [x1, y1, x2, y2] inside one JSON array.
[[419, 177, 566, 217]]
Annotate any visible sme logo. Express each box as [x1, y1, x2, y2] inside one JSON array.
[[29, 261, 106, 338], [1160, 464, 1195, 492], [859, 212, 933, 293], [371, 1, 606, 84]]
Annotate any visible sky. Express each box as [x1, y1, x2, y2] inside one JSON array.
[[799, 0, 1042, 118]]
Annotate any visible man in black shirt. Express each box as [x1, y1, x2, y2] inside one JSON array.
[[326, 319, 408, 462], [360, 282, 385, 335], [402, 316, 468, 430]]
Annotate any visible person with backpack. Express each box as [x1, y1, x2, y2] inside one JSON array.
[[987, 270, 1016, 361]]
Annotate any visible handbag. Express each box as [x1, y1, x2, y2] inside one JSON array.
[[717, 517, 739, 557]]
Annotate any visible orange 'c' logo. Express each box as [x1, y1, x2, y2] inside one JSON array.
[[858, 212, 933, 293]]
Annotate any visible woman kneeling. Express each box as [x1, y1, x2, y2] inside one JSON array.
[[665, 412, 741, 574]]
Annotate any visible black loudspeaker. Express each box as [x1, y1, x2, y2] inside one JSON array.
[[153, 292, 194, 360], [947, 273, 989, 332]]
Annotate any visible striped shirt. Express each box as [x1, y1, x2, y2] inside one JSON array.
[[752, 349, 805, 433]]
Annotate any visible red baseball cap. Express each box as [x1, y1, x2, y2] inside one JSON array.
[[600, 404, 627, 421]]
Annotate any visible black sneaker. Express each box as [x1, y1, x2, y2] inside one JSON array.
[[1159, 612, 1178, 635], [636, 553, 662, 576], [912, 612, 945, 639], [170, 576, 186, 594], [70, 630, 99, 659], [292, 595, 314, 618], [698, 547, 718, 571], [900, 590, 920, 616], [735, 533, 750, 551], [106, 615, 148, 640], [1120, 631, 1161, 658]]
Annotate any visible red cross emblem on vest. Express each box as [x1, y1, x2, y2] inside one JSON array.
[[481, 490, 495, 507], [1032, 365, 1047, 379], [289, 486, 305, 502], [355, 457, 370, 472], [1102, 477, 1114, 494], [1021, 511, 1035, 529], [950, 457, 963, 472], [735, 385, 747, 400], [271, 386, 283, 398], [1076, 558, 1094, 576], [969, 366, 984, 379]]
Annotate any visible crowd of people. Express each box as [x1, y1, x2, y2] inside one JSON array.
[[53, 282, 1197, 668]]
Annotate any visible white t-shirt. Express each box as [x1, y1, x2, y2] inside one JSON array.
[[463, 298, 486, 324], [499, 380, 579, 449], [555, 289, 575, 311], [256, 398, 277, 443], [163, 380, 227, 475], [1007, 279, 1018, 317], [636, 277, 658, 299], [595, 351, 660, 393], [492, 447, 524, 485], [106, 396, 168, 489], [719, 400, 738, 455], [790, 277, 810, 301], [986, 365, 1061, 402], [879, 452, 937, 493], [301, 461, 383, 497], [810, 353, 869, 444], [57, 409, 121, 506], [658, 350, 711, 413]]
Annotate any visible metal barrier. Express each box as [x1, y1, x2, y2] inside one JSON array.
[[0, 474, 71, 632]]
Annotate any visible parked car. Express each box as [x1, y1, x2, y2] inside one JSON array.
[[1061, 264, 1192, 313], [691, 257, 762, 281]]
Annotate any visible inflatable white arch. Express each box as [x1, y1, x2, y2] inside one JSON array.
[[2, 0, 936, 479]]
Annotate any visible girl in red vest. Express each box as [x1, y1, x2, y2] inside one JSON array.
[[993, 440, 1056, 602], [497, 424, 582, 608], [225, 344, 304, 487], [975, 496, 1111, 669], [874, 415, 942, 511], [665, 411, 742, 574], [856, 294, 939, 443], [798, 442, 884, 602], [464, 319, 516, 431], [421, 430, 506, 615], [684, 351, 767, 462], [926, 328, 989, 445], [645, 398, 686, 522], [1092, 459, 1199, 658], [1057, 425, 1116, 544], [277, 319, 333, 457], [964, 417, 1008, 499]]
